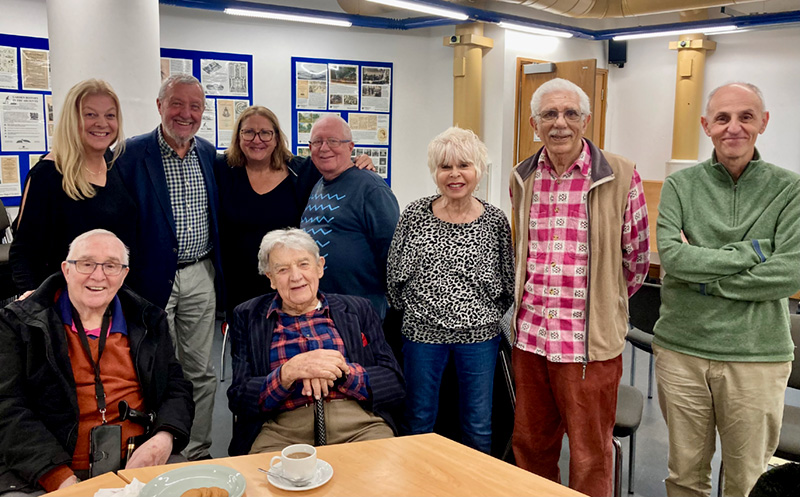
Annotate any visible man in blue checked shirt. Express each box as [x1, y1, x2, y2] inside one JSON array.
[[226, 228, 405, 455]]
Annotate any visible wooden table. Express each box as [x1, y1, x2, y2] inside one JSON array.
[[43, 472, 128, 497], [119, 433, 586, 496]]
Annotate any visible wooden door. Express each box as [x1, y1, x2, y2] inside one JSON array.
[[513, 58, 599, 164]]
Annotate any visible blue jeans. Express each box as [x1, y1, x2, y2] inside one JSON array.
[[402, 334, 501, 453]]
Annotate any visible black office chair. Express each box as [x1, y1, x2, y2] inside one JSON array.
[[613, 384, 644, 496], [627, 281, 661, 398], [773, 313, 800, 463], [0, 199, 17, 305]]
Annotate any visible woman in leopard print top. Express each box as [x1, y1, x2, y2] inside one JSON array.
[[386, 127, 514, 454]]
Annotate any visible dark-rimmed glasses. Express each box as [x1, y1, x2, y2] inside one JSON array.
[[67, 260, 128, 276], [240, 129, 275, 142]]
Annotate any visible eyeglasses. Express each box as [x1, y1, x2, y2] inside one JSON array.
[[67, 260, 128, 276], [308, 138, 351, 149], [539, 109, 583, 123], [240, 129, 275, 142]]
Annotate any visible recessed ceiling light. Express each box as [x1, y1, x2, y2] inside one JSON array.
[[498, 22, 573, 39], [613, 25, 737, 40], [365, 0, 468, 21], [224, 8, 353, 28]]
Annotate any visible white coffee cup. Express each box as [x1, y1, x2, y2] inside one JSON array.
[[270, 443, 317, 482]]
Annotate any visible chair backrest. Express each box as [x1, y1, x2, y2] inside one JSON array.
[[788, 313, 800, 389], [628, 282, 661, 334], [0, 198, 10, 233]]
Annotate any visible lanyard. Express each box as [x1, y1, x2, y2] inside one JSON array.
[[71, 305, 112, 424]]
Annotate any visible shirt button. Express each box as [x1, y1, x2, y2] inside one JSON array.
[[553, 235, 559, 240], [556, 179, 561, 185], [554, 207, 559, 214], [551, 262, 557, 267], [173, 248, 178, 253]]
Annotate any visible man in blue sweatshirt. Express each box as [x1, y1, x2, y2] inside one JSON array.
[[300, 116, 399, 319]]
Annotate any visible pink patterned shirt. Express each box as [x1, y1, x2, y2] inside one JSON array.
[[516, 140, 649, 363]]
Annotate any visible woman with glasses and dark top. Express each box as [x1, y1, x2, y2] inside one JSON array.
[[10, 79, 137, 295], [215, 106, 372, 317]]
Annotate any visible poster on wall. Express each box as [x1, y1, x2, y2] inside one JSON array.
[[0, 92, 45, 151], [291, 57, 392, 185], [360, 66, 391, 112], [297, 111, 341, 144], [349, 113, 389, 145], [200, 59, 248, 96], [328, 64, 358, 110], [353, 147, 388, 179], [20, 48, 49, 90], [295, 62, 328, 110], [197, 97, 216, 145], [45, 94, 53, 147], [0, 46, 18, 90], [160, 57, 193, 81], [0, 155, 21, 197]]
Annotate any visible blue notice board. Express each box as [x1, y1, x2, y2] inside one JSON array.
[[291, 57, 393, 185]]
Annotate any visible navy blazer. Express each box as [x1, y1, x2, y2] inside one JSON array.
[[116, 128, 223, 309], [226, 292, 405, 456]]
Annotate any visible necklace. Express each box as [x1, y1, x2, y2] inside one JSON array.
[[441, 198, 475, 224], [83, 165, 107, 175]]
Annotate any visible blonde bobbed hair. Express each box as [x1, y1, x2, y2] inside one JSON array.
[[225, 106, 292, 170], [51, 79, 125, 200]]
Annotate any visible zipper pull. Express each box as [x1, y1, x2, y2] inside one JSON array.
[[582, 362, 587, 380]]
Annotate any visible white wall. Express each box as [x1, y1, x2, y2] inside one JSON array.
[[606, 27, 800, 180], [0, 0, 48, 37]]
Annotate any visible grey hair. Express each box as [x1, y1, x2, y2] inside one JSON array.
[[310, 115, 352, 141], [427, 127, 488, 183], [67, 229, 130, 265], [257, 228, 320, 275], [705, 82, 766, 115], [157, 74, 205, 107], [530, 78, 591, 123]]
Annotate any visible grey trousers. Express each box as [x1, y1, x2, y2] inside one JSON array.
[[166, 258, 218, 460]]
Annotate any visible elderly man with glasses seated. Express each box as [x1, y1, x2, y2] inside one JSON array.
[[227, 228, 405, 455], [0, 229, 193, 496]]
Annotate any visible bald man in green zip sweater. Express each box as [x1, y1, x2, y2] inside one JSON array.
[[654, 82, 800, 497]]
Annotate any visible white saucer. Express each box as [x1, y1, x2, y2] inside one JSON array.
[[267, 459, 334, 491]]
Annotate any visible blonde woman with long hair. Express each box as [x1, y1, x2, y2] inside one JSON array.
[[10, 79, 138, 292]]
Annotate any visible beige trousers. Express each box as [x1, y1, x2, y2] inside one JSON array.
[[654, 344, 790, 497], [166, 258, 218, 460], [249, 399, 394, 454]]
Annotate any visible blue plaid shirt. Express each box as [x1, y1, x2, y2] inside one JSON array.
[[158, 127, 211, 261], [258, 293, 369, 413]]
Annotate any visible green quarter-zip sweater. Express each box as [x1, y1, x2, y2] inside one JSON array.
[[653, 149, 800, 362]]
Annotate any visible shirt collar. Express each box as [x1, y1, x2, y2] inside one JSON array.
[[57, 289, 127, 337], [538, 139, 592, 177], [157, 125, 196, 158], [266, 292, 331, 319]]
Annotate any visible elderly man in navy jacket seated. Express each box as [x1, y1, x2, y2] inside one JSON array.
[[227, 228, 404, 455], [0, 229, 193, 495]]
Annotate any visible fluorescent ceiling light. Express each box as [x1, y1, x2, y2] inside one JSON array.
[[613, 25, 737, 40], [498, 21, 573, 39], [366, 0, 468, 21], [224, 8, 352, 27]]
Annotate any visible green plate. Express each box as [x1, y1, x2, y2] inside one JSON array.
[[139, 464, 246, 497]]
